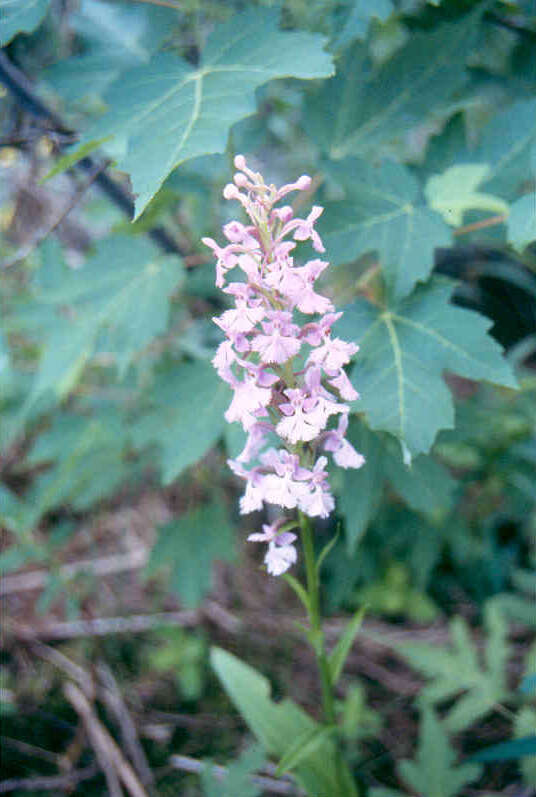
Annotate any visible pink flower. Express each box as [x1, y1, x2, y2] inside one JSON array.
[[327, 369, 359, 402], [280, 260, 334, 315], [248, 519, 297, 546], [201, 237, 240, 288], [204, 155, 365, 574], [322, 414, 366, 469], [276, 388, 328, 444], [213, 302, 265, 335], [251, 311, 301, 364], [281, 206, 325, 252], [224, 374, 271, 429], [265, 541, 298, 575], [261, 449, 311, 508], [236, 422, 273, 464], [307, 337, 358, 371], [298, 457, 335, 518]]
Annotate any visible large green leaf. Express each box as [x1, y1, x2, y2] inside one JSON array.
[[0, 0, 50, 46], [306, 9, 481, 159], [201, 745, 265, 797], [78, 9, 334, 218], [43, 0, 174, 103], [21, 236, 183, 406], [474, 99, 536, 199], [508, 192, 536, 252], [397, 605, 509, 732], [132, 360, 230, 484], [424, 164, 509, 227], [210, 648, 358, 797], [336, 277, 517, 455], [340, 417, 455, 552], [20, 411, 133, 531], [323, 158, 451, 300], [398, 707, 481, 797], [331, 0, 394, 51], [146, 502, 235, 608]]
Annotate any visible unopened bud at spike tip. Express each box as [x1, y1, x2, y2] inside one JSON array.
[[296, 175, 312, 191], [223, 183, 240, 200], [234, 154, 247, 170], [234, 173, 249, 188]]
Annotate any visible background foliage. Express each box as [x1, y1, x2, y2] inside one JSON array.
[[1, 0, 535, 795]]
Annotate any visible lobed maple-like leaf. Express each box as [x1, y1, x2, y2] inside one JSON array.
[[508, 192, 536, 253], [397, 605, 509, 732], [131, 360, 230, 485], [336, 277, 517, 455], [0, 0, 50, 46], [77, 9, 334, 217], [305, 9, 482, 160], [339, 417, 455, 552], [323, 157, 451, 300], [146, 502, 235, 608], [17, 236, 184, 408]]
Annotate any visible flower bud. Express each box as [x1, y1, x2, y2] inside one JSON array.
[[223, 183, 240, 200]]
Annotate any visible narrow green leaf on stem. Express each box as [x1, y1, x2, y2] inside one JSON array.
[[283, 573, 311, 615], [316, 529, 340, 577], [329, 606, 367, 687], [275, 725, 337, 776], [40, 138, 110, 183]]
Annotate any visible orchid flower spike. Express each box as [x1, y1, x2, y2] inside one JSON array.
[[205, 155, 365, 575]]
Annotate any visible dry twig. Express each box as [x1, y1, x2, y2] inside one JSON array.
[[97, 662, 155, 790], [0, 764, 99, 794], [169, 753, 304, 795], [64, 681, 148, 797]]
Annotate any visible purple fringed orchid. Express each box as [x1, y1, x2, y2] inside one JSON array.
[[204, 156, 365, 575]]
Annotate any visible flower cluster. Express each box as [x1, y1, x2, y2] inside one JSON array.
[[204, 156, 364, 576]]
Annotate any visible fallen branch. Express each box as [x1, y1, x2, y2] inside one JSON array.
[[97, 662, 155, 790], [64, 682, 148, 797], [169, 753, 304, 795], [0, 546, 149, 596], [0, 764, 99, 794], [6, 610, 199, 641]]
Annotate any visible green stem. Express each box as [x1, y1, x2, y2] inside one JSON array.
[[298, 511, 335, 725], [298, 511, 358, 796]]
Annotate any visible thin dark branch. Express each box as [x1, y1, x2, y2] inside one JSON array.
[[97, 663, 155, 791], [0, 51, 184, 257], [485, 11, 536, 40], [0, 764, 99, 794]]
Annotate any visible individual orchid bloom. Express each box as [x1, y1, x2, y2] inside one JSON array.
[[204, 155, 365, 575], [228, 460, 267, 514], [224, 373, 272, 429], [201, 237, 241, 288], [251, 311, 301, 364], [298, 457, 335, 518], [247, 519, 296, 546], [327, 369, 360, 402], [274, 174, 312, 201], [307, 337, 359, 372], [213, 301, 266, 335], [236, 422, 273, 463], [264, 540, 298, 576], [322, 413, 366, 469], [223, 220, 258, 247], [261, 449, 311, 509], [301, 312, 343, 347], [276, 388, 329, 444], [212, 340, 238, 380], [281, 206, 325, 252], [279, 259, 334, 315]]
